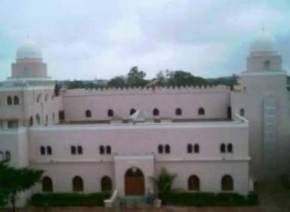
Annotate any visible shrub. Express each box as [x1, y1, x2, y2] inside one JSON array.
[[160, 192, 258, 206], [30, 192, 111, 207]]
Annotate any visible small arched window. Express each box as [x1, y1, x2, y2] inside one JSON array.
[[47, 146, 52, 155], [221, 175, 234, 191], [29, 117, 33, 126], [5, 151, 11, 162], [187, 144, 193, 153], [175, 108, 182, 116], [71, 146, 76, 155], [158, 145, 163, 154], [227, 144, 233, 153], [130, 108, 136, 115], [107, 109, 114, 117], [264, 60, 271, 70], [188, 175, 200, 191], [45, 115, 48, 126], [101, 176, 112, 192], [99, 145, 105, 155], [198, 107, 205, 115], [194, 144, 200, 153], [106, 146, 111, 154], [85, 110, 92, 118], [37, 94, 41, 103], [165, 144, 170, 154], [72, 176, 84, 192], [36, 114, 40, 125], [240, 108, 245, 116], [13, 96, 19, 105], [77, 146, 83, 154], [7, 96, 12, 105], [40, 146, 46, 155], [42, 176, 53, 192], [153, 108, 159, 116], [220, 143, 226, 153]]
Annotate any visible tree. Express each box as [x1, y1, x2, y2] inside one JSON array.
[[127, 66, 148, 87], [151, 168, 176, 196], [107, 76, 126, 88], [0, 163, 43, 211], [167, 70, 208, 87]]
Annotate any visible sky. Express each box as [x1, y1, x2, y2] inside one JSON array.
[[0, 0, 290, 80]]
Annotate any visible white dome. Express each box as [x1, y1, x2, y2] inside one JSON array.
[[16, 41, 42, 59], [250, 32, 275, 52]]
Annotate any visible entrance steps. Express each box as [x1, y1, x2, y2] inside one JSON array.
[[119, 196, 150, 208]]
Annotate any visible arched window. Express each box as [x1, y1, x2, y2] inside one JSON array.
[[227, 106, 232, 120], [194, 144, 200, 153], [101, 176, 112, 192], [198, 107, 205, 115], [187, 144, 193, 153], [221, 175, 234, 191], [175, 108, 182, 116], [71, 146, 76, 155], [7, 96, 12, 105], [13, 96, 19, 105], [45, 115, 48, 126], [0, 151, 3, 161], [47, 146, 52, 155], [239, 108, 245, 116], [85, 110, 92, 118], [40, 146, 46, 155], [158, 145, 163, 154], [107, 109, 114, 117], [188, 175, 200, 191], [106, 146, 111, 154], [227, 144, 233, 153], [130, 108, 136, 115], [264, 60, 271, 70], [29, 117, 33, 126], [220, 143, 226, 153], [72, 176, 84, 192], [153, 108, 159, 116], [165, 144, 170, 154], [99, 145, 105, 155], [36, 114, 40, 125], [77, 146, 83, 154], [42, 176, 53, 192], [5, 151, 11, 162], [37, 94, 41, 103]]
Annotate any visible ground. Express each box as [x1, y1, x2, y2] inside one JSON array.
[[2, 178, 290, 212]]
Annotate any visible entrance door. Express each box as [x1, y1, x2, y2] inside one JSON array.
[[125, 167, 145, 196]]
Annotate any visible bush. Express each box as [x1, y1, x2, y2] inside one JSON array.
[[160, 192, 258, 206], [30, 192, 111, 207]]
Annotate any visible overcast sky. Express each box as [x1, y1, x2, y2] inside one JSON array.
[[0, 0, 289, 80]]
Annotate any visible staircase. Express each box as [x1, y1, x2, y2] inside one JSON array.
[[119, 196, 150, 208]]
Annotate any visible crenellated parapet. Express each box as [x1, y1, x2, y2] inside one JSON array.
[[64, 85, 230, 96]]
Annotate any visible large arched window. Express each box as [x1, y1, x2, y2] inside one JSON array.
[[165, 144, 170, 154], [194, 144, 200, 153], [72, 176, 84, 192], [130, 108, 136, 115], [188, 175, 200, 191], [153, 108, 159, 116], [227, 144, 233, 153], [101, 176, 112, 192], [42, 176, 53, 192], [198, 107, 205, 115], [85, 110, 92, 118], [220, 143, 226, 153], [13, 96, 19, 105], [158, 145, 163, 154], [107, 109, 114, 117], [175, 108, 182, 116], [240, 108, 245, 116], [7, 96, 12, 105], [5, 151, 11, 162], [221, 175, 234, 191]]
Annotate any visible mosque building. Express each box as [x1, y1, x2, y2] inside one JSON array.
[[0, 36, 289, 206]]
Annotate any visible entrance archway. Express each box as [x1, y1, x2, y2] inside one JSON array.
[[125, 167, 145, 196]]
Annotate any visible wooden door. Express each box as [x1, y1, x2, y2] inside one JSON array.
[[125, 168, 145, 196]]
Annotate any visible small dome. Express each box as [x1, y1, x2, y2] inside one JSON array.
[[16, 40, 42, 59], [250, 32, 275, 53]]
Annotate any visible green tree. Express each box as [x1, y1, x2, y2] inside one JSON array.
[[107, 76, 127, 88], [167, 70, 208, 87], [0, 163, 43, 211], [151, 168, 176, 196], [127, 66, 148, 87]]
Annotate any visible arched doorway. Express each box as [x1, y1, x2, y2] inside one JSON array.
[[125, 167, 145, 196]]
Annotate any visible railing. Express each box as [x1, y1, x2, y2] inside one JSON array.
[[104, 189, 118, 208]]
